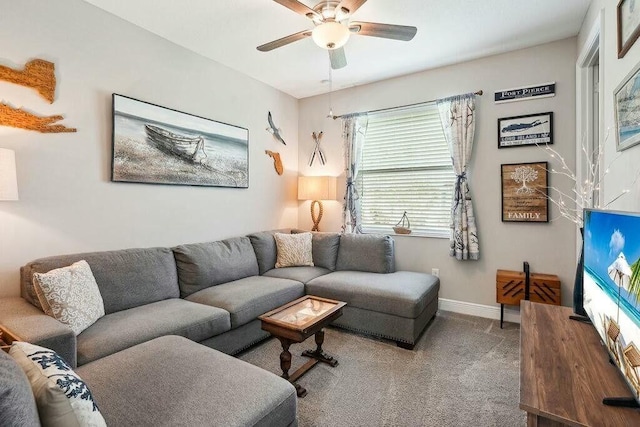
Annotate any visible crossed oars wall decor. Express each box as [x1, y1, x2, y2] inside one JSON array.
[[0, 58, 76, 133], [309, 131, 326, 166]]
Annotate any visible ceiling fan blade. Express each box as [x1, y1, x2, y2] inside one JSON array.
[[349, 21, 417, 41], [273, 0, 322, 21], [257, 30, 312, 52], [329, 47, 347, 70], [336, 0, 367, 15]]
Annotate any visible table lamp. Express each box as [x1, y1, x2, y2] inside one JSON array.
[[298, 176, 337, 231], [0, 148, 18, 201]]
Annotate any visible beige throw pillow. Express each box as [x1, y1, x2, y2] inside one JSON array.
[[33, 260, 105, 336], [10, 341, 106, 427], [274, 232, 314, 268]]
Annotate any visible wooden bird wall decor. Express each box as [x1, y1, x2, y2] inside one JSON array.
[[265, 150, 283, 175], [0, 58, 76, 133]]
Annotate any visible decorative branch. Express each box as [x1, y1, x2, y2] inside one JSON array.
[[537, 131, 638, 227]]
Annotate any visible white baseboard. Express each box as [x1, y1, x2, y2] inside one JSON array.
[[438, 298, 521, 324]]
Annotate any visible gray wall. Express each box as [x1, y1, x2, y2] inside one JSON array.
[[0, 0, 299, 297], [298, 38, 578, 311]]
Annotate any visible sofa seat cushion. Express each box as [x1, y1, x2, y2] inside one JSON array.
[[76, 299, 230, 365], [306, 271, 439, 319], [264, 266, 331, 284], [76, 336, 297, 427], [185, 276, 304, 328]]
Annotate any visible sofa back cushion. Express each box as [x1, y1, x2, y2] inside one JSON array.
[[248, 231, 278, 275], [336, 234, 396, 273], [21, 248, 179, 315], [292, 230, 341, 271], [0, 350, 40, 426], [173, 237, 259, 297]]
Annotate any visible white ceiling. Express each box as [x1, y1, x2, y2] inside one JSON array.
[[82, 0, 591, 99]]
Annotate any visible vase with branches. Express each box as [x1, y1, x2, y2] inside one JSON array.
[[538, 134, 638, 315]]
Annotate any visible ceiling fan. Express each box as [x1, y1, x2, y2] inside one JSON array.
[[257, 0, 417, 70]]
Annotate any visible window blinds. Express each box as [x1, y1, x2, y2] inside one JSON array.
[[357, 104, 454, 237]]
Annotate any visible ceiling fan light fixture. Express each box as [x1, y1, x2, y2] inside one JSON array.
[[312, 21, 350, 50]]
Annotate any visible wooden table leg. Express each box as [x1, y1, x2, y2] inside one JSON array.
[[278, 338, 292, 380], [277, 337, 307, 398], [302, 329, 338, 367]]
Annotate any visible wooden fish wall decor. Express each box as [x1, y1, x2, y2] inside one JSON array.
[[0, 102, 76, 133], [0, 58, 76, 133], [265, 150, 283, 175], [0, 59, 56, 103]]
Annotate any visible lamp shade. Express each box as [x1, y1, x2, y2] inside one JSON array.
[[298, 176, 337, 201], [312, 21, 350, 50], [0, 148, 18, 201]]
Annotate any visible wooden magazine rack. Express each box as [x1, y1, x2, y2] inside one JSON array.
[[496, 262, 561, 328]]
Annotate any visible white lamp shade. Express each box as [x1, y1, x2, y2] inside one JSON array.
[[312, 22, 350, 50], [0, 148, 19, 201], [298, 176, 337, 201]]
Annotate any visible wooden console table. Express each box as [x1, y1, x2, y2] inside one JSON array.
[[520, 301, 640, 426]]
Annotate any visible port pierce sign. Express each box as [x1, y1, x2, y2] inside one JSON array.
[[494, 82, 556, 104]]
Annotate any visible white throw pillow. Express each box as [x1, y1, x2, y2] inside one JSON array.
[[10, 341, 106, 427], [33, 260, 105, 336], [274, 232, 314, 268]]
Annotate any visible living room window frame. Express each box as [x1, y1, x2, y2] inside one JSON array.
[[356, 102, 455, 239]]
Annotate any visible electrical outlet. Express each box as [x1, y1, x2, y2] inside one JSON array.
[[431, 268, 439, 277]]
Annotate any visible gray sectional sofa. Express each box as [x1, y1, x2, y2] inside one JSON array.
[[0, 230, 439, 426]]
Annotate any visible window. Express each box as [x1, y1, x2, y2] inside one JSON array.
[[357, 103, 454, 238]]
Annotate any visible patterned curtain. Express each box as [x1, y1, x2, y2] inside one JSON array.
[[436, 93, 480, 260], [341, 114, 368, 234]]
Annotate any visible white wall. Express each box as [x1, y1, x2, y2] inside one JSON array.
[[0, 0, 299, 297], [579, 2, 640, 211], [298, 38, 578, 311]]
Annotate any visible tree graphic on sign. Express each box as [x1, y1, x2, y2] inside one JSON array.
[[511, 165, 538, 194]]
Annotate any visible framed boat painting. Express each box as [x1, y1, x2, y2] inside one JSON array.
[[111, 94, 249, 188]]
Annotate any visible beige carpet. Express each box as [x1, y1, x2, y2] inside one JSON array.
[[238, 311, 525, 427]]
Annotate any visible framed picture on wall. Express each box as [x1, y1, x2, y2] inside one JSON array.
[[501, 162, 549, 223], [618, 0, 640, 58], [111, 94, 249, 188], [614, 61, 640, 151], [497, 112, 553, 148]]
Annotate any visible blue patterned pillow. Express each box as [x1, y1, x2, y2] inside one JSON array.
[[9, 342, 106, 427]]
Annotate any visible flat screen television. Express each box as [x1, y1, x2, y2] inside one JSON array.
[[583, 208, 640, 405]]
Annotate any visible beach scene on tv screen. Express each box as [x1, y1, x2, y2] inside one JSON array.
[[584, 209, 640, 400]]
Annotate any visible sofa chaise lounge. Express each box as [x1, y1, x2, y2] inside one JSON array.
[[0, 230, 439, 425]]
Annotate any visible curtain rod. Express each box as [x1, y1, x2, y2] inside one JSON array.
[[330, 90, 483, 120]]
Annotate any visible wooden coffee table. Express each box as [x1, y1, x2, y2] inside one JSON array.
[[259, 295, 346, 398]]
